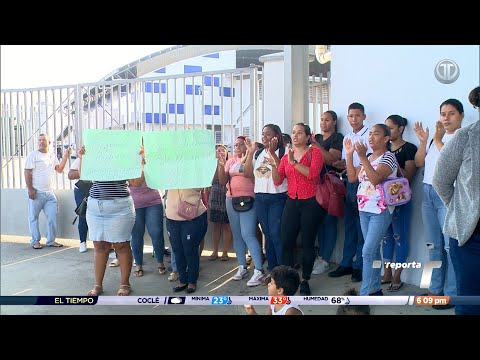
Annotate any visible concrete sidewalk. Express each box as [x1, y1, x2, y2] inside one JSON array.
[[0, 235, 454, 315]]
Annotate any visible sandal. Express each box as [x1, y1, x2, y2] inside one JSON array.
[[117, 285, 131, 296], [158, 266, 167, 275], [133, 268, 144, 277], [220, 254, 229, 261], [32, 242, 43, 249], [387, 282, 404, 292], [87, 285, 103, 296], [46, 242, 63, 247], [209, 253, 218, 261], [109, 259, 120, 267]]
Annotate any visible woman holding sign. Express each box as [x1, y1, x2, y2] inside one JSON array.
[[79, 144, 145, 296]]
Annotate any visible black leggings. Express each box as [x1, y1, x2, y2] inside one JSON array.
[[281, 196, 325, 280]]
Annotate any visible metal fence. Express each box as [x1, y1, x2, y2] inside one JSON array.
[[1, 67, 330, 190], [1, 67, 261, 189]]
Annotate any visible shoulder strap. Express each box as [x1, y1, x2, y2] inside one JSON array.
[[428, 139, 434, 150], [384, 152, 404, 178]]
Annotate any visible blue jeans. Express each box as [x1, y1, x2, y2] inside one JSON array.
[[340, 180, 364, 270], [74, 187, 88, 243], [131, 204, 165, 266], [226, 197, 263, 270], [27, 191, 58, 246], [255, 192, 287, 271], [359, 210, 393, 295], [449, 234, 480, 315], [166, 212, 207, 285], [382, 201, 411, 263], [317, 214, 337, 261], [422, 183, 456, 297], [170, 250, 177, 272]]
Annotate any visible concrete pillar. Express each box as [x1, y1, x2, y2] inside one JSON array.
[[283, 45, 309, 134]]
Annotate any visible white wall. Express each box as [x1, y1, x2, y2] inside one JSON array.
[[261, 56, 285, 135], [330, 45, 480, 287]]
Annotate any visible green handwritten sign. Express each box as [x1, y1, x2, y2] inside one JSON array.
[[81, 129, 142, 181], [143, 129, 217, 189]]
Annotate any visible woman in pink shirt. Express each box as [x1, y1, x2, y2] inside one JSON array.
[[270, 123, 325, 295], [217, 136, 266, 287]]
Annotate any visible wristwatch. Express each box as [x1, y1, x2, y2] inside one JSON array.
[[293, 160, 299, 166]]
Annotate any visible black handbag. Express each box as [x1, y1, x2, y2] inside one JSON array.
[[229, 179, 254, 212], [75, 180, 93, 195], [75, 197, 88, 217], [232, 196, 254, 212]]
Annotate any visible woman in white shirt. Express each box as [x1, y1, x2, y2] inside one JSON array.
[[414, 99, 464, 306]]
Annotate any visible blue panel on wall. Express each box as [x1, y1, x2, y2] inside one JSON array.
[[204, 76, 220, 87], [145, 82, 165, 93], [186, 85, 200, 95], [146, 112, 166, 124], [203, 53, 219, 58], [220, 87, 234, 97], [204, 105, 220, 115], [167, 104, 185, 114], [155, 67, 166, 73], [184, 65, 202, 74]]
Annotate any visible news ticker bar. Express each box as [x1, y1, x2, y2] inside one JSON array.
[[1, 295, 480, 306]]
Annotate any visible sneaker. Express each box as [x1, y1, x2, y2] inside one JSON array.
[[232, 266, 249, 281], [168, 271, 179, 282], [247, 269, 266, 287], [79, 242, 87, 253], [299, 280, 311, 295], [328, 266, 353, 278], [312, 258, 330, 275]]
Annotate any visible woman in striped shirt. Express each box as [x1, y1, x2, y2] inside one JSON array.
[[78, 145, 145, 296], [345, 124, 397, 296]]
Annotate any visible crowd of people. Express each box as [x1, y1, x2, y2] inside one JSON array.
[[24, 86, 480, 314]]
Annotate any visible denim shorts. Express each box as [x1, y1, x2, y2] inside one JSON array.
[[86, 196, 135, 243]]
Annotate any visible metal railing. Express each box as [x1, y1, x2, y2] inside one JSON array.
[[1, 67, 330, 190], [1, 67, 261, 189]]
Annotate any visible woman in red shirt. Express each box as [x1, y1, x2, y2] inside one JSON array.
[[270, 123, 325, 295]]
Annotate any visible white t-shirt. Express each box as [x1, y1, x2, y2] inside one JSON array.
[[253, 148, 288, 194], [342, 126, 372, 167], [270, 303, 304, 315], [70, 158, 80, 171], [24, 150, 59, 192], [423, 132, 455, 185]]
